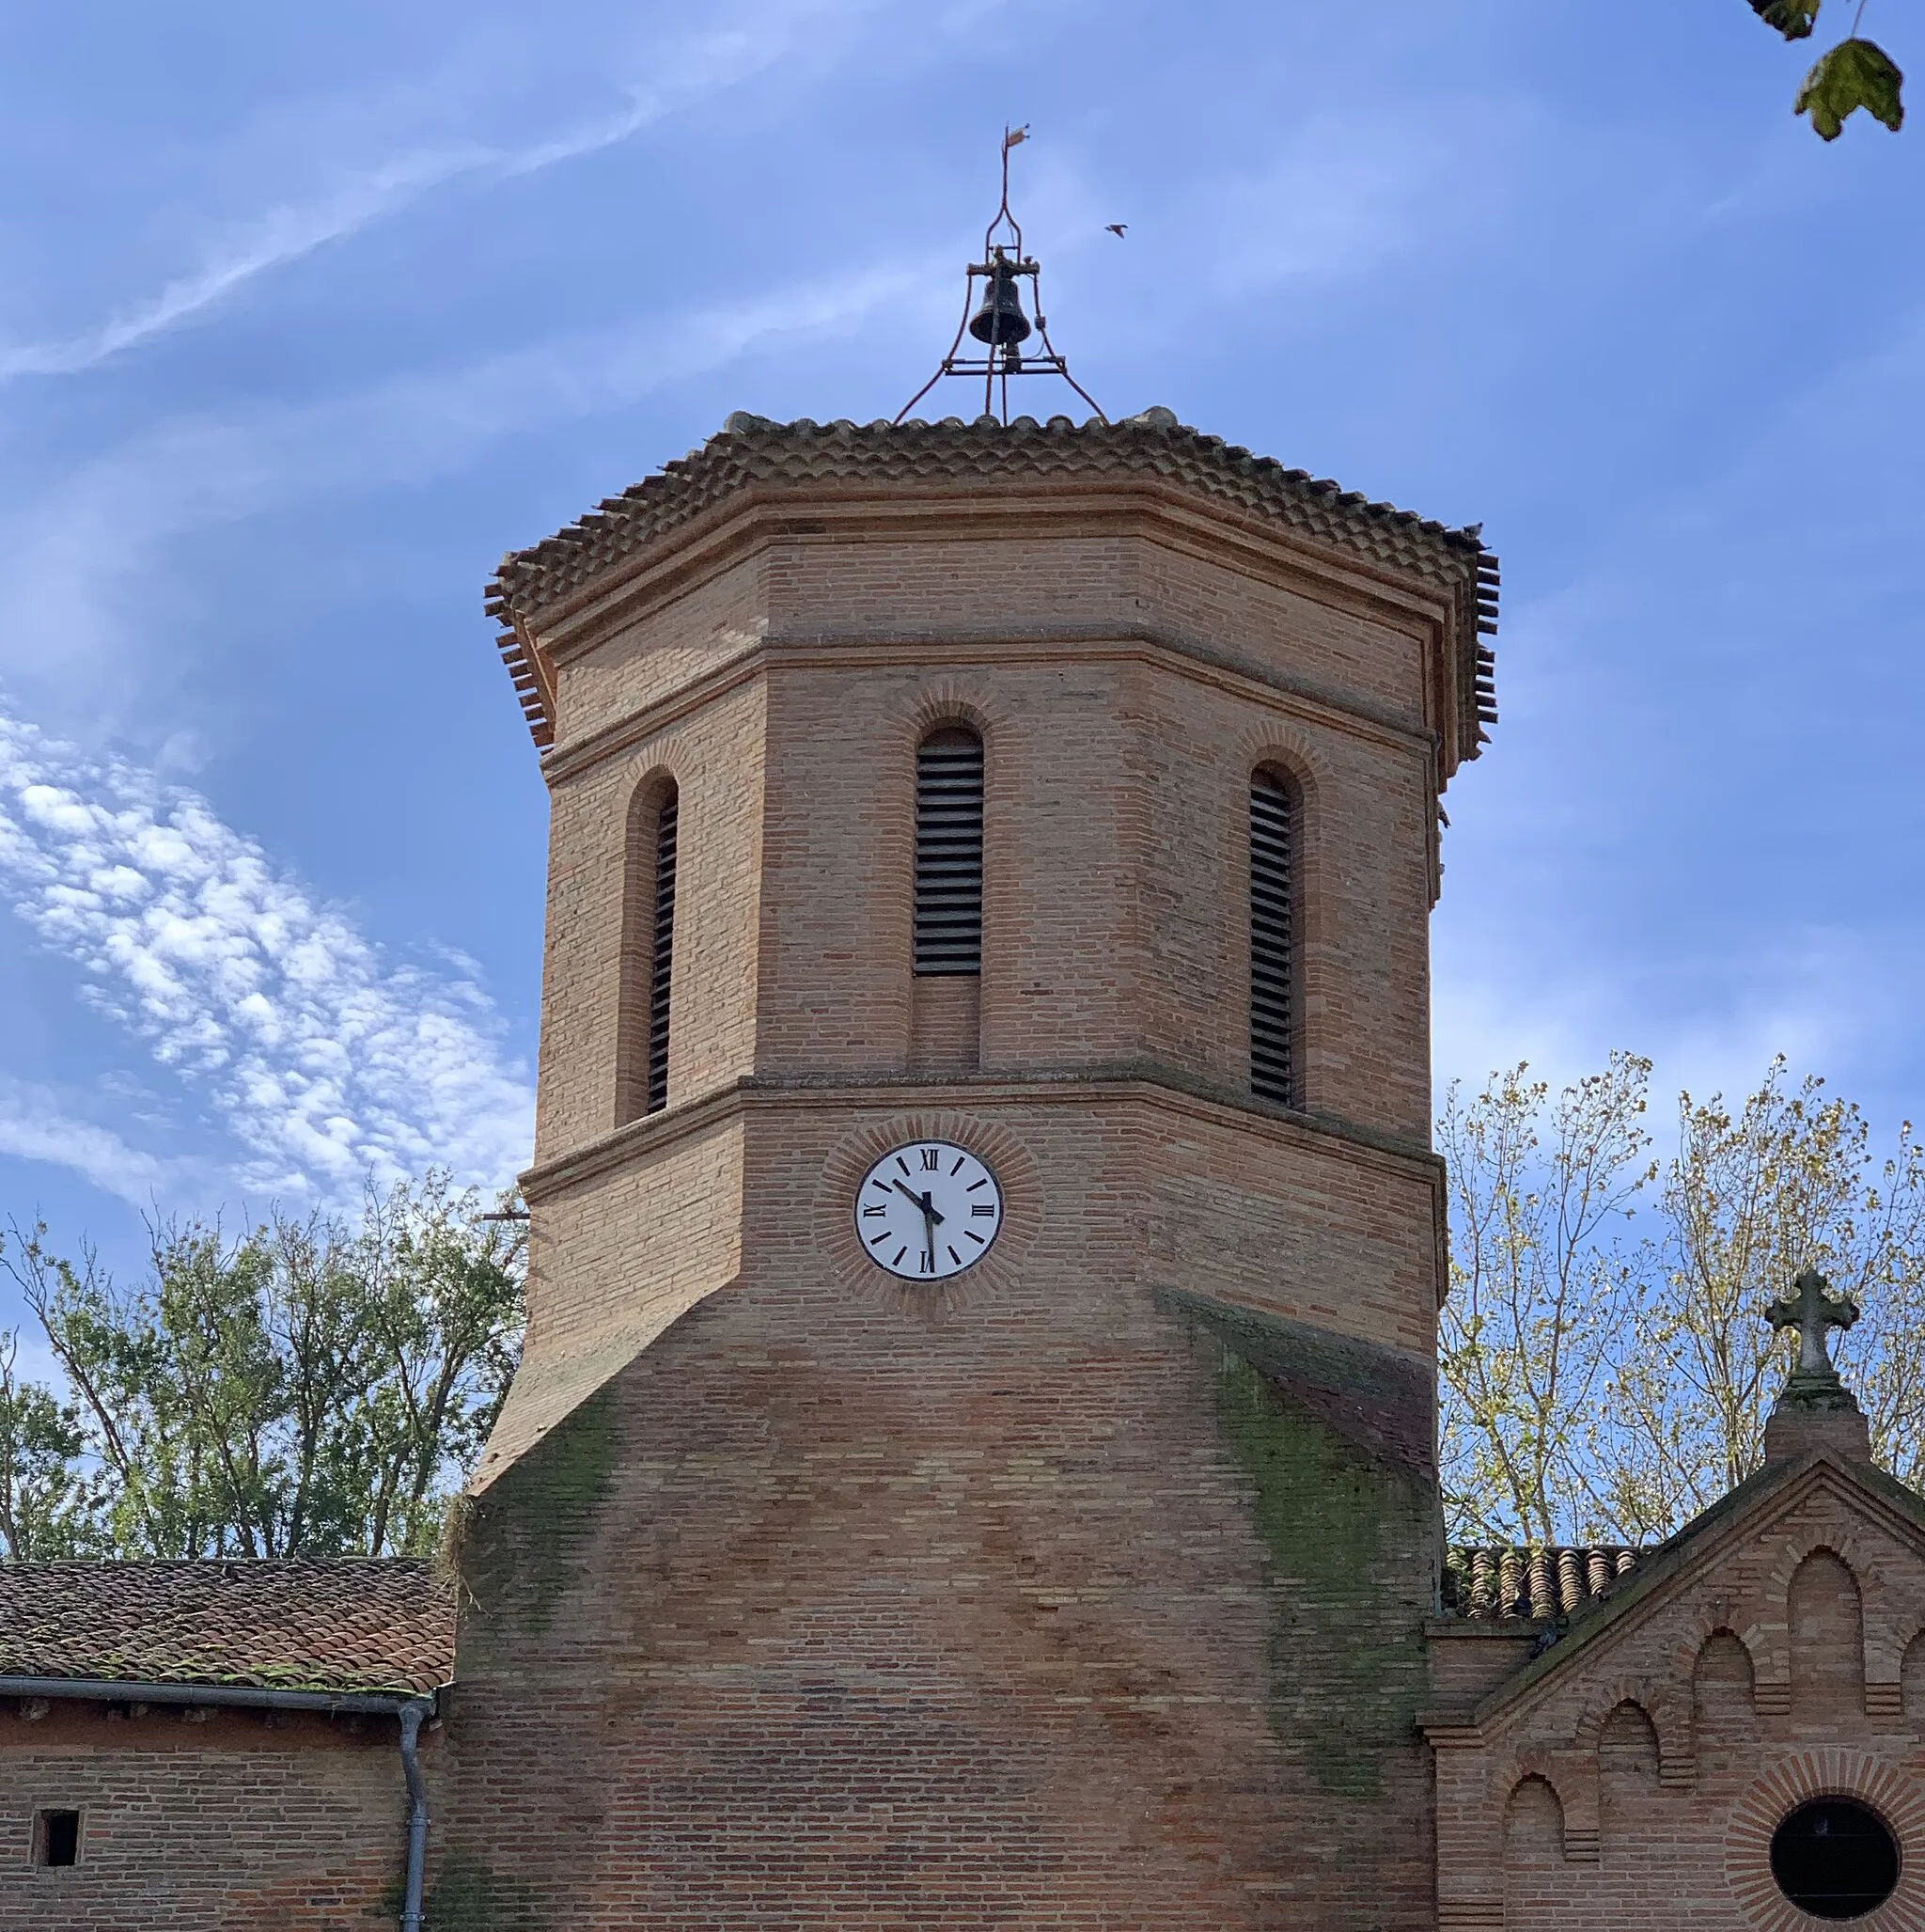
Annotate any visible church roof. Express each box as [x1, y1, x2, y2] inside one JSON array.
[[0, 1558, 454, 1698], [1443, 1544, 1651, 1622], [1436, 1438, 1925, 1738], [484, 409, 1500, 755]]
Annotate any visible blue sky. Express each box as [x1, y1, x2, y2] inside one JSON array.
[[0, 0, 1919, 1299]]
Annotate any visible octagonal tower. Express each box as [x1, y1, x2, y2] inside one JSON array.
[[442, 407, 1497, 1930]]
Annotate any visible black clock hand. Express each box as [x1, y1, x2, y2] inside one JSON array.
[[892, 1179, 946, 1226]]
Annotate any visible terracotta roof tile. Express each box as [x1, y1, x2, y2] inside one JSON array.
[[1443, 1545, 1651, 1623], [0, 1559, 454, 1697], [485, 410, 1500, 757]]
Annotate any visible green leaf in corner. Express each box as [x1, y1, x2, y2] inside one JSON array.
[[1748, 0, 1822, 42], [1795, 37, 1906, 140]]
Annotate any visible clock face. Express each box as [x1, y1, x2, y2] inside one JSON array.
[[853, 1139, 1003, 1280]]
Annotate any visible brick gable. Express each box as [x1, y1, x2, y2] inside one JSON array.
[[1424, 1450, 1925, 1929]]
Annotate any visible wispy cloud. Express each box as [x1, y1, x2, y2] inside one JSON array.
[[0, 238, 932, 1200], [0, 250, 932, 734], [0, 713, 532, 1201], [0, 1080, 173, 1208], [0, 143, 499, 381], [0, 0, 870, 383]]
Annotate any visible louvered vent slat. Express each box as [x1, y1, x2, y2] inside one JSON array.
[[1250, 772, 1295, 1105], [916, 732, 983, 975], [647, 791, 678, 1112]]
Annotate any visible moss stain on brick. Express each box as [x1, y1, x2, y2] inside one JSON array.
[[424, 1847, 545, 1932], [1215, 1351, 1432, 1798], [459, 1382, 619, 1637]]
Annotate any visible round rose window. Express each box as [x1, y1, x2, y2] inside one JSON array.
[[1771, 1798, 1900, 1920]]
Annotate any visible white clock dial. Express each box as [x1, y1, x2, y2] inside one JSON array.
[[853, 1139, 1003, 1280]]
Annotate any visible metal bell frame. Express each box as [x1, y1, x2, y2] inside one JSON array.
[[896, 129, 1106, 426]]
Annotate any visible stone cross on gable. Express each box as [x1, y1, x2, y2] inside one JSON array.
[[1767, 1265, 1858, 1379]]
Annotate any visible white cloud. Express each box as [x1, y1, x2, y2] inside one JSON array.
[[0, 0, 876, 383], [0, 243, 924, 1211], [1432, 918, 1911, 1154], [0, 1080, 173, 1208], [0, 144, 495, 381], [0, 713, 533, 1202], [0, 250, 934, 734]]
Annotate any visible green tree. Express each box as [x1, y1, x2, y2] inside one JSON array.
[[1436, 1053, 1653, 1544], [1603, 1063, 1925, 1537], [351, 1173, 527, 1557], [0, 1333, 97, 1559], [1437, 1055, 1925, 1547], [0, 1172, 524, 1560]]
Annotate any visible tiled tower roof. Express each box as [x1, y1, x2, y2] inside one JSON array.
[[485, 409, 1500, 759]]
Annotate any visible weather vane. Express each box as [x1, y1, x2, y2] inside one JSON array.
[[896, 126, 1105, 426]]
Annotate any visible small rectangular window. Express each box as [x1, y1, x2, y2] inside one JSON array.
[[33, 1809, 80, 1867]]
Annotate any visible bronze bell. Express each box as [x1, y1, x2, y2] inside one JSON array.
[[968, 257, 1032, 349]]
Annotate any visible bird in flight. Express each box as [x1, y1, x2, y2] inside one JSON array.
[[1104, 223, 1128, 238]]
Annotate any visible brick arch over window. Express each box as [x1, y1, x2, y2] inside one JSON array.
[[1493, 1746, 1596, 1863], [1670, 1610, 1765, 1684], [616, 772, 679, 1124], [1725, 1750, 1925, 1932], [1753, 1519, 1889, 1715], [1571, 1681, 1694, 1788], [1248, 762, 1303, 1106]]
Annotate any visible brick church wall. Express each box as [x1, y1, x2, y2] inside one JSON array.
[[1431, 1465, 1925, 1929], [0, 1704, 420, 1930], [440, 1260, 1440, 1930]]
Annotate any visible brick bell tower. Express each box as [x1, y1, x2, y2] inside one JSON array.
[[440, 218, 1496, 1925]]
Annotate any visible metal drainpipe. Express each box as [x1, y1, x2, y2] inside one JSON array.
[[398, 1697, 433, 1931]]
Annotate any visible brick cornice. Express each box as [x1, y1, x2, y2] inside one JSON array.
[[493, 415, 1488, 627], [533, 487, 1449, 669], [518, 1066, 1444, 1206], [487, 413, 1497, 769], [538, 618, 1438, 788], [1416, 1714, 1488, 1748]]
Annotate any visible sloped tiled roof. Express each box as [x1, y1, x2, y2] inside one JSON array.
[[485, 410, 1500, 753], [0, 1559, 454, 1697], [1443, 1545, 1650, 1623]]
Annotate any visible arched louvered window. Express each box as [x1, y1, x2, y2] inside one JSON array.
[[1249, 766, 1297, 1106], [915, 728, 983, 975], [617, 778, 678, 1123], [645, 789, 678, 1110]]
